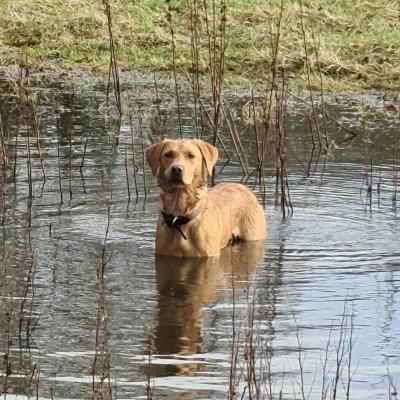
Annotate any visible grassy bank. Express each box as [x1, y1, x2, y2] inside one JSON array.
[[0, 0, 399, 92]]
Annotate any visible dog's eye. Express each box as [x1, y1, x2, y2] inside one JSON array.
[[187, 153, 195, 159], [164, 152, 174, 158]]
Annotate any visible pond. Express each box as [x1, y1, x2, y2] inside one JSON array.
[[0, 69, 399, 400]]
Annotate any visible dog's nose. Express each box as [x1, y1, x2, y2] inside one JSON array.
[[171, 165, 182, 175]]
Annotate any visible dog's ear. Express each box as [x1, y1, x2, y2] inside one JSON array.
[[193, 140, 218, 176], [145, 140, 170, 175]]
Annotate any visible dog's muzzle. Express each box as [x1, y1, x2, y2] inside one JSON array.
[[168, 164, 184, 184]]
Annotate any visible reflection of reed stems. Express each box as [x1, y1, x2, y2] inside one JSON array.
[[1, 181, 5, 226], [345, 312, 355, 400], [102, 202, 111, 275], [393, 167, 398, 211], [332, 304, 349, 400], [80, 137, 88, 175], [387, 369, 398, 400], [57, 135, 63, 206], [138, 110, 148, 200], [0, 114, 8, 225], [124, 145, 131, 204], [69, 127, 73, 204], [153, 75, 164, 140], [308, 114, 316, 149], [129, 113, 139, 202], [18, 250, 36, 351], [361, 111, 375, 211], [93, 202, 113, 399], [224, 279, 359, 400], [145, 338, 153, 400], [321, 326, 333, 400], [2, 309, 12, 395], [305, 135, 315, 177], [293, 315, 307, 400], [13, 116, 20, 186], [244, 284, 259, 399], [228, 271, 239, 400], [377, 160, 382, 207], [368, 150, 374, 211], [25, 119, 33, 228], [392, 131, 398, 210], [360, 112, 368, 197], [35, 366, 40, 399], [32, 105, 46, 183], [264, 346, 276, 400]]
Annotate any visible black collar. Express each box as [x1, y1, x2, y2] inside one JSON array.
[[161, 204, 204, 240], [161, 212, 191, 240]]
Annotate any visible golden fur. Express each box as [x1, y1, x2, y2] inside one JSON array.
[[145, 139, 266, 257]]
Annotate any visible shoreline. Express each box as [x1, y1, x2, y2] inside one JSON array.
[[1, 0, 399, 94]]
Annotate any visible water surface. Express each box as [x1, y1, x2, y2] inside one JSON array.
[[0, 70, 399, 399]]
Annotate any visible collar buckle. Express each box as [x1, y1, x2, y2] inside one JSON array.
[[161, 202, 205, 241]]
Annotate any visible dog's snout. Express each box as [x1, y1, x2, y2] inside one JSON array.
[[171, 165, 183, 175], [166, 162, 185, 185]]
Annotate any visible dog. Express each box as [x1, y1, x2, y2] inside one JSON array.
[[145, 139, 266, 257]]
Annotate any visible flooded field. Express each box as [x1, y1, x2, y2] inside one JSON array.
[[0, 69, 399, 400]]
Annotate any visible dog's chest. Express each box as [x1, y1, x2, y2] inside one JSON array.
[[155, 215, 220, 257]]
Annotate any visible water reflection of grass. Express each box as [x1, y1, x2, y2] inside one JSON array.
[[1, 0, 399, 92]]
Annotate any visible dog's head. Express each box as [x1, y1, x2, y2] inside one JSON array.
[[145, 139, 218, 189]]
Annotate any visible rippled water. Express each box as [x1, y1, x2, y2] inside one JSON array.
[[0, 70, 399, 400]]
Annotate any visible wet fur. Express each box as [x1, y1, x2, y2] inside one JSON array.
[[145, 139, 266, 257]]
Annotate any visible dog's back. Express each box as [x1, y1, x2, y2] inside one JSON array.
[[208, 182, 266, 244]]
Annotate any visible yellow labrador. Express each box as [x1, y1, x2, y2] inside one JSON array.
[[145, 139, 266, 257]]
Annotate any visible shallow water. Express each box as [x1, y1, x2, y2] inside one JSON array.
[[0, 71, 399, 400]]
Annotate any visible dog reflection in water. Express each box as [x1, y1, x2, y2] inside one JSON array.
[[152, 240, 265, 376]]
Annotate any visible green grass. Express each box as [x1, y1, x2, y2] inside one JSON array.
[[1, 0, 399, 92]]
